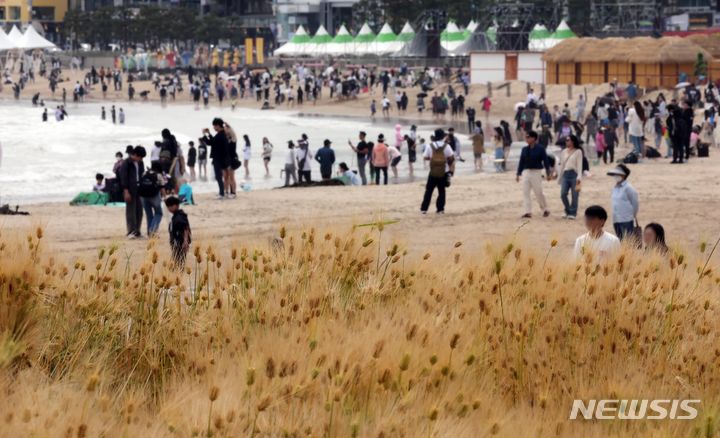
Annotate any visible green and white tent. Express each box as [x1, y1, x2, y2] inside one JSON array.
[[486, 22, 497, 45], [397, 21, 415, 44], [528, 24, 552, 51], [307, 25, 333, 55], [274, 25, 311, 56], [353, 23, 376, 55], [547, 20, 576, 49], [373, 23, 400, 55], [441, 21, 466, 52], [464, 20, 478, 39], [327, 24, 354, 56]]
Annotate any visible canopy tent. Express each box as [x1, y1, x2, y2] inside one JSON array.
[[463, 20, 478, 39], [486, 22, 498, 45], [441, 21, 467, 52], [392, 25, 448, 57], [372, 23, 401, 55], [528, 24, 552, 51], [546, 20, 576, 49], [397, 22, 415, 44], [274, 25, 311, 56], [0, 29, 17, 51], [326, 24, 354, 56], [7, 26, 23, 45], [451, 26, 494, 55], [353, 23, 376, 55], [15, 26, 55, 50], [307, 25, 333, 56]]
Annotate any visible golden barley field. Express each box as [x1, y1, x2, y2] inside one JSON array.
[[1, 224, 719, 438]]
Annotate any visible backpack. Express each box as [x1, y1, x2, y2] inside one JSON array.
[[138, 171, 161, 198], [622, 152, 638, 164], [429, 143, 447, 178]]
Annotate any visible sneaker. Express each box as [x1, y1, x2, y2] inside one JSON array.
[[127, 233, 139, 240], [421, 210, 427, 215], [215, 194, 225, 199], [562, 214, 568, 219], [436, 211, 444, 215], [521, 213, 532, 219], [543, 211, 550, 218], [567, 215, 576, 220]]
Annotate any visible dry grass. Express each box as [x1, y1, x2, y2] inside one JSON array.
[[1, 224, 720, 437]]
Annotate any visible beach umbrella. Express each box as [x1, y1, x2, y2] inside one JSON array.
[[441, 21, 467, 52], [307, 25, 332, 56], [373, 23, 400, 55], [327, 24, 354, 56], [0, 29, 17, 51], [16, 26, 55, 50], [274, 25, 311, 56], [528, 24, 552, 51], [353, 23, 376, 55], [546, 20, 576, 49]]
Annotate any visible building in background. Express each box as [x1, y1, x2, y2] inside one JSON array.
[[274, 0, 358, 43], [0, 0, 67, 41]]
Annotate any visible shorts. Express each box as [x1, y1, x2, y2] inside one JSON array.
[[409, 151, 417, 163], [263, 157, 271, 162], [474, 152, 483, 159], [199, 159, 207, 166], [391, 156, 402, 167]]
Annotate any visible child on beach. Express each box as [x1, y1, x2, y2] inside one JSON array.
[[165, 196, 191, 268], [93, 173, 105, 192], [370, 100, 376, 118], [177, 179, 194, 205], [492, 128, 505, 173], [595, 128, 607, 165]]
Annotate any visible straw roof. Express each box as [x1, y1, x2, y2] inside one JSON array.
[[543, 36, 710, 64], [687, 34, 720, 59]]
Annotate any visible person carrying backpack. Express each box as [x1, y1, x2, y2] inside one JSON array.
[[139, 161, 166, 237], [421, 129, 455, 215]]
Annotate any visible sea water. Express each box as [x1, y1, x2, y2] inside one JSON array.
[[0, 101, 473, 204]]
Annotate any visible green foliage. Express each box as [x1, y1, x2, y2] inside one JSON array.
[[695, 52, 708, 78]]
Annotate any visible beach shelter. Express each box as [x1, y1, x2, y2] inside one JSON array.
[[441, 21, 467, 52], [486, 22, 497, 45], [464, 20, 478, 38], [451, 25, 494, 55], [373, 23, 400, 55], [528, 24, 552, 51], [274, 25, 311, 56], [327, 24, 354, 56], [307, 25, 333, 56], [6, 26, 23, 45], [397, 22, 415, 44], [0, 29, 17, 51], [392, 24, 447, 57], [353, 23, 376, 55], [546, 20, 576, 49], [16, 26, 55, 50]]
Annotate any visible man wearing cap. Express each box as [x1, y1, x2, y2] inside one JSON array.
[[421, 129, 454, 215], [315, 139, 336, 181], [516, 130, 552, 218], [119, 146, 146, 239], [348, 131, 370, 185], [608, 164, 639, 240]]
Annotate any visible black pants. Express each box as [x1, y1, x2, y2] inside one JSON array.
[[171, 242, 187, 268], [299, 170, 311, 183], [125, 194, 143, 236], [421, 175, 447, 213], [603, 145, 615, 164], [673, 140, 686, 163], [374, 166, 388, 185], [213, 162, 225, 196]]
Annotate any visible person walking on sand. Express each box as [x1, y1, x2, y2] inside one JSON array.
[[242, 134, 252, 179], [607, 164, 639, 241], [284, 141, 298, 186], [382, 95, 391, 118], [165, 196, 192, 269], [111, 105, 116, 124], [573, 205, 621, 260], [315, 139, 336, 181], [202, 118, 230, 199], [471, 121, 485, 171], [119, 146, 146, 239], [516, 131, 552, 219], [557, 135, 584, 220], [348, 131, 370, 185], [262, 137, 273, 177], [404, 133, 417, 177], [197, 138, 208, 180], [420, 129, 455, 215], [186, 141, 197, 181], [139, 161, 165, 238], [296, 134, 313, 183], [372, 134, 390, 185]]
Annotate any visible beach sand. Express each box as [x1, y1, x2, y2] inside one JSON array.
[[1, 69, 714, 261]]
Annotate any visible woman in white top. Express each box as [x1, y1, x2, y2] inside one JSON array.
[[261, 137, 273, 177], [283, 141, 297, 186], [626, 101, 646, 157], [558, 135, 584, 219], [242, 134, 252, 178]]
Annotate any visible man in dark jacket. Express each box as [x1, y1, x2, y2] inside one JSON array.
[[315, 139, 336, 180], [668, 104, 690, 164], [203, 118, 230, 198], [119, 146, 146, 238]]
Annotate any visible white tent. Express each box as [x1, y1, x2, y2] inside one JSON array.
[[274, 25, 312, 56], [372, 23, 401, 55], [16, 26, 55, 50], [0, 30, 17, 51], [326, 25, 354, 56], [7, 26, 23, 45], [353, 23, 376, 55], [441, 21, 466, 52], [306, 25, 332, 56]]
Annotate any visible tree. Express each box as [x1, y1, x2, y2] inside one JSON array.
[[695, 52, 708, 79]]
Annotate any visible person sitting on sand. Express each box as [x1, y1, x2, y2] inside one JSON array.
[[337, 162, 361, 186], [574, 205, 621, 261], [177, 179, 194, 205], [93, 173, 105, 192]]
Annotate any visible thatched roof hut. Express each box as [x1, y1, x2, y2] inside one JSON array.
[[543, 36, 710, 87]]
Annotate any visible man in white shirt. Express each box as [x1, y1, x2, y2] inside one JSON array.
[[574, 205, 621, 260], [421, 129, 455, 215]]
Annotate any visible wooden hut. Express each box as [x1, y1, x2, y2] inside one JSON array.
[[687, 34, 720, 81], [543, 37, 710, 88]]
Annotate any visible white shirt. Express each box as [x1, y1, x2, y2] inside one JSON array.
[[342, 170, 361, 186], [574, 231, 621, 260], [626, 108, 644, 137], [285, 149, 296, 166], [151, 146, 161, 162]]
